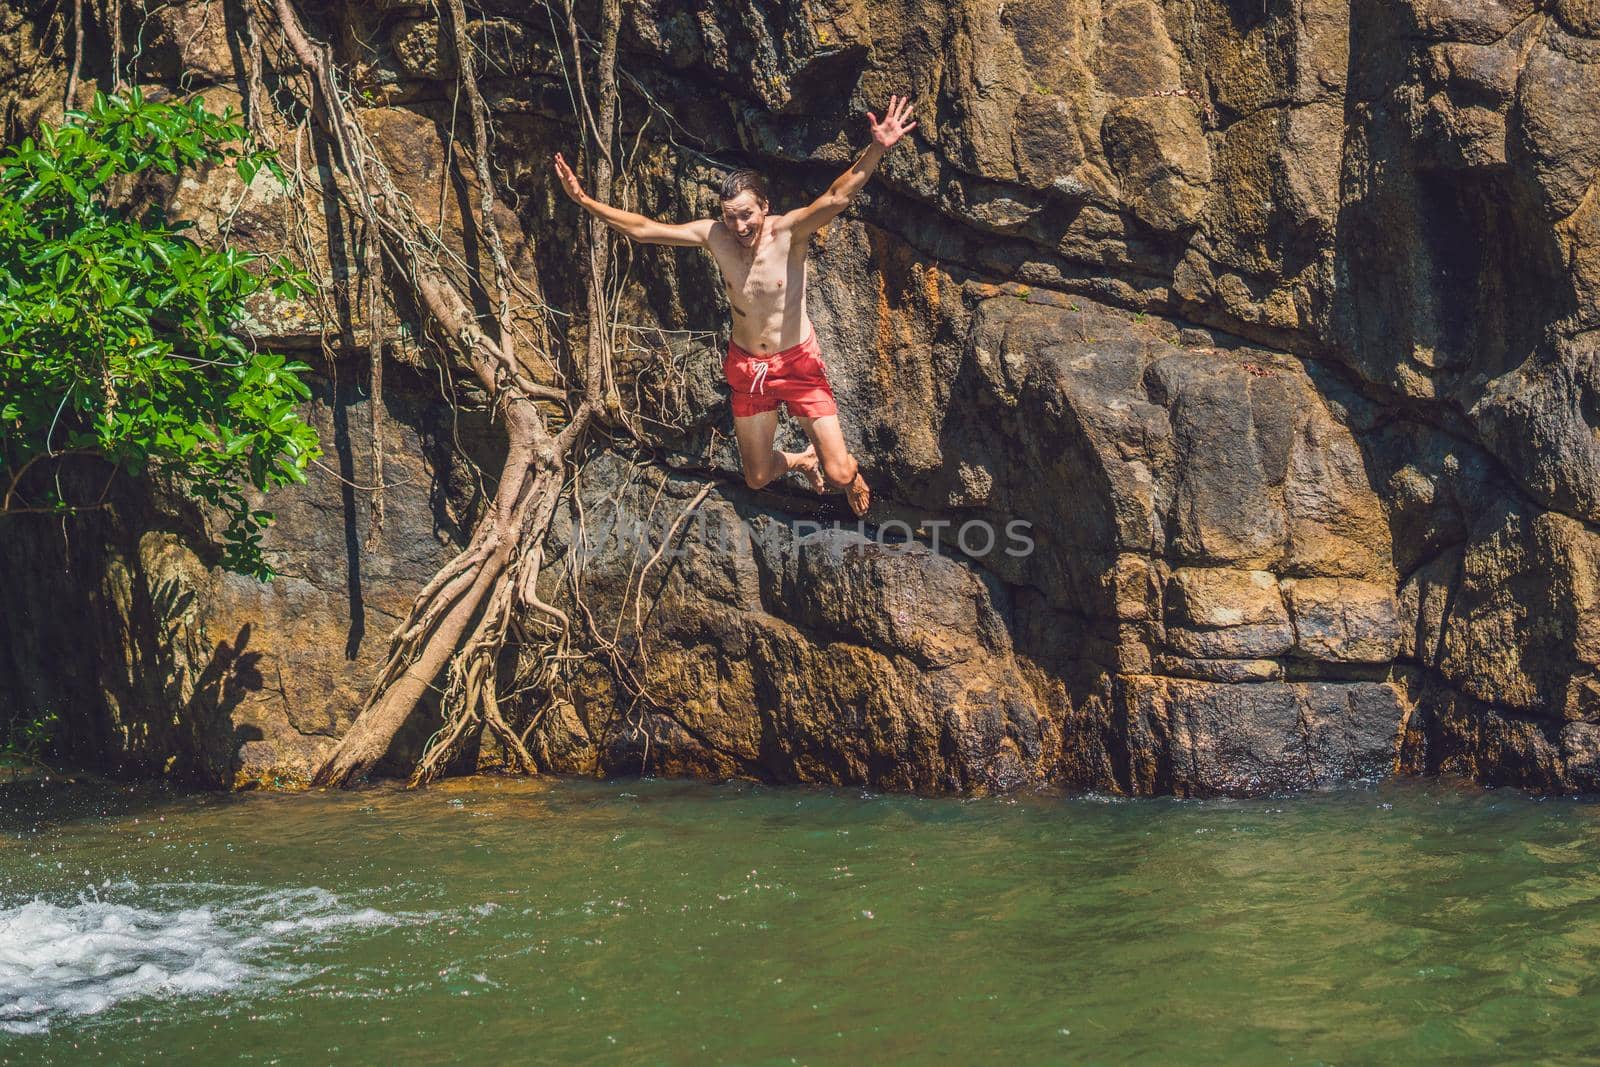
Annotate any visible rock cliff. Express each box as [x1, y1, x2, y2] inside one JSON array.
[[5, 0, 1600, 794]]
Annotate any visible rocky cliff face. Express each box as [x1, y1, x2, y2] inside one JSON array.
[[6, 0, 1600, 793]]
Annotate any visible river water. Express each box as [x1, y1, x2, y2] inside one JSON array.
[[2, 775, 1599, 1064]]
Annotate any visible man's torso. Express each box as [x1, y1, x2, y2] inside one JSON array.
[[707, 219, 811, 353]]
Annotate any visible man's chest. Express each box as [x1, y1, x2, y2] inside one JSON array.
[[716, 241, 799, 302]]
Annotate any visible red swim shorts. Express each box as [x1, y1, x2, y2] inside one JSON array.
[[723, 329, 838, 419]]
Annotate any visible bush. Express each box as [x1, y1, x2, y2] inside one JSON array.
[[0, 89, 320, 578]]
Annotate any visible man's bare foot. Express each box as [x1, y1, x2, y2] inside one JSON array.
[[795, 446, 826, 494], [845, 471, 871, 516]]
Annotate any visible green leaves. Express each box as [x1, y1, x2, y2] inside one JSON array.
[[0, 93, 321, 581]]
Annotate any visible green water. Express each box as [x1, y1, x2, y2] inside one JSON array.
[[3, 776, 1600, 1064]]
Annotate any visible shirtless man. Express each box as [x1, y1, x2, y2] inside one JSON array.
[[552, 95, 918, 516]]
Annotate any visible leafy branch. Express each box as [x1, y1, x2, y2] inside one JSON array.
[[0, 89, 321, 578]]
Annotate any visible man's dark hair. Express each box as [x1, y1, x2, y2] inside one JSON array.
[[720, 169, 769, 204]]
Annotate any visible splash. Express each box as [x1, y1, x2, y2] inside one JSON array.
[[0, 886, 405, 1035]]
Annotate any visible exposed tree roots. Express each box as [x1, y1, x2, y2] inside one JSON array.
[[239, 0, 643, 788]]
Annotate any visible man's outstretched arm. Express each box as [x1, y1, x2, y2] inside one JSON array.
[[553, 152, 713, 247], [787, 96, 917, 235]]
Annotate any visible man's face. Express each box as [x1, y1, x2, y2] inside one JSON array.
[[721, 190, 767, 247]]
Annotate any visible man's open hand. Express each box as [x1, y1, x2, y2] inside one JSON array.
[[552, 152, 587, 203], [867, 96, 917, 150]]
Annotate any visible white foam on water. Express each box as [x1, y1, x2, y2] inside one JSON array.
[[0, 886, 413, 1035]]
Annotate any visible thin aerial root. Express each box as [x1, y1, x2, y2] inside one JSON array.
[[632, 482, 714, 644], [64, 0, 83, 111]]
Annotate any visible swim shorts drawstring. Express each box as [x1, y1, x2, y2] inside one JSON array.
[[724, 331, 836, 419]]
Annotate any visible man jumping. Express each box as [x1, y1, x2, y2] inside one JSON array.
[[553, 95, 918, 516]]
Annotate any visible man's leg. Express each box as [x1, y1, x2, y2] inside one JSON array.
[[797, 413, 870, 515], [734, 410, 824, 491]]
